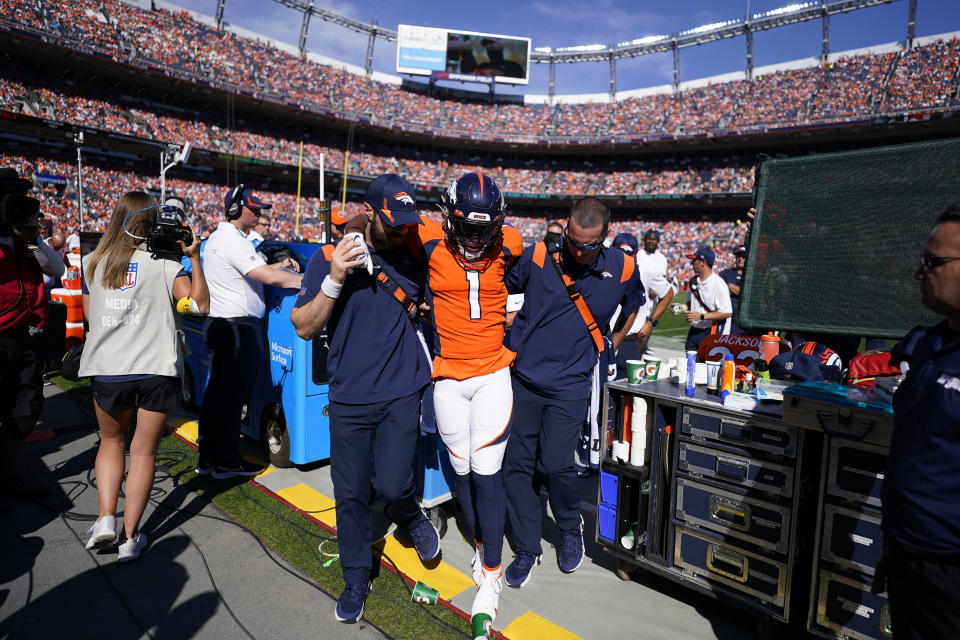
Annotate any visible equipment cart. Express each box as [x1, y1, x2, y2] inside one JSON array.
[[596, 378, 895, 639]]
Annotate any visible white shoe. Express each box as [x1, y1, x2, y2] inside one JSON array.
[[117, 533, 148, 563], [471, 542, 484, 586], [471, 566, 502, 623], [85, 515, 118, 550]]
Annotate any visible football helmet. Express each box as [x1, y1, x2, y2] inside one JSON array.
[[440, 173, 506, 263]]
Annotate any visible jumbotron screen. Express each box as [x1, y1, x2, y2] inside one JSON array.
[[397, 24, 531, 85]]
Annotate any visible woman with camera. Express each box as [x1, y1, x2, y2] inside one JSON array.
[[79, 191, 208, 562]]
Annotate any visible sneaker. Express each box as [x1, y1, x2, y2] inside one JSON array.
[[557, 515, 585, 573], [117, 533, 148, 563], [471, 542, 484, 586], [335, 581, 371, 623], [211, 461, 264, 480], [504, 551, 542, 588], [406, 510, 440, 561], [85, 515, 118, 550], [471, 566, 502, 623], [194, 463, 213, 476]]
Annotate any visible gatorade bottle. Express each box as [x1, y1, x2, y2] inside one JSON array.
[[472, 613, 493, 639]]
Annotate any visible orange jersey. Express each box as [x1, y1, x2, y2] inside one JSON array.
[[416, 219, 523, 380]]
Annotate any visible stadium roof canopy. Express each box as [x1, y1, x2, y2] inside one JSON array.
[[269, 0, 909, 95]]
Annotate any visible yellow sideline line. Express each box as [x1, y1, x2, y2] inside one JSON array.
[[173, 427, 582, 639], [502, 612, 584, 640], [168, 419, 275, 478], [266, 481, 474, 600]]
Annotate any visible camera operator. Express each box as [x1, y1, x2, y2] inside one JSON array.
[[78, 191, 208, 560], [0, 168, 66, 503], [196, 186, 301, 479]]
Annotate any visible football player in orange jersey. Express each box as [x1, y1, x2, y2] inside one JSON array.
[[417, 173, 522, 630]]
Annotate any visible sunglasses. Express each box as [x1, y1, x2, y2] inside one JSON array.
[[920, 253, 960, 272], [564, 230, 603, 252]]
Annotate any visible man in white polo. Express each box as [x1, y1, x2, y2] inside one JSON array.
[[683, 245, 732, 353], [197, 186, 302, 479]]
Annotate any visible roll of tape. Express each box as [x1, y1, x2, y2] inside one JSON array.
[[612, 440, 630, 464]]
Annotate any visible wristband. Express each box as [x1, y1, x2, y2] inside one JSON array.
[[700, 313, 705, 321], [649, 317, 658, 327], [321, 275, 343, 299]]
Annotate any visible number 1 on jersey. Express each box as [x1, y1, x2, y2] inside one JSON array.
[[466, 270, 481, 320]]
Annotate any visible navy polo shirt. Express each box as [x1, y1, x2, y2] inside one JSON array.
[[294, 243, 430, 404], [883, 321, 960, 554], [506, 243, 645, 400]]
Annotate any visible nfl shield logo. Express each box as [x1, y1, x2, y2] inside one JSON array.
[[120, 262, 138, 291]]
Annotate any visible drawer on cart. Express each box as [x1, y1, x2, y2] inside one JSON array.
[[814, 570, 892, 640], [822, 504, 883, 576], [678, 441, 793, 498], [673, 526, 787, 608], [827, 439, 887, 508], [681, 408, 797, 458], [675, 478, 791, 554]]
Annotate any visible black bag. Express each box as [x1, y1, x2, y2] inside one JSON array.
[[60, 344, 84, 381]]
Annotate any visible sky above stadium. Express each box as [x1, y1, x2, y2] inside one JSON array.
[[160, 0, 960, 97]]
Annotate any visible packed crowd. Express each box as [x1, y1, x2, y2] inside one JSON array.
[[1, 151, 744, 277], [0, 73, 756, 196], [884, 38, 960, 111], [4, 0, 958, 143]]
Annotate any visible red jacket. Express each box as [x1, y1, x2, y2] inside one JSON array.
[[0, 236, 48, 331]]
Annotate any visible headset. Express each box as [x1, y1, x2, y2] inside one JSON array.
[[225, 183, 246, 220]]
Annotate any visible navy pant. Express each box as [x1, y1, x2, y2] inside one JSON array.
[[198, 318, 262, 469], [330, 388, 424, 584], [0, 330, 44, 438], [886, 540, 960, 639], [685, 325, 715, 353], [504, 374, 588, 555]]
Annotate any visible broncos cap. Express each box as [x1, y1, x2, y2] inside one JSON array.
[[364, 174, 420, 227]]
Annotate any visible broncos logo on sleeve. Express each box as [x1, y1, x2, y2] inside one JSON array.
[[416, 218, 523, 380]]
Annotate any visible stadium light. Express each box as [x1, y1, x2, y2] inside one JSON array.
[[679, 19, 742, 36], [754, 2, 817, 20], [534, 46, 553, 53], [556, 43, 608, 53], [616, 35, 669, 48]]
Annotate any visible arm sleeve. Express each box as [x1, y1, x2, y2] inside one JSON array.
[[293, 250, 331, 309], [505, 244, 533, 294], [32, 240, 66, 278]]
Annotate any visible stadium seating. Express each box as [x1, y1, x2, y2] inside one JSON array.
[[0, 74, 756, 197], [3, 0, 958, 144], [2, 151, 745, 277]]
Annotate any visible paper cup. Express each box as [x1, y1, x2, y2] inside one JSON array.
[[694, 362, 708, 385], [626, 359, 645, 385], [411, 581, 439, 605], [621, 527, 636, 550], [643, 356, 662, 381], [706, 360, 722, 394]]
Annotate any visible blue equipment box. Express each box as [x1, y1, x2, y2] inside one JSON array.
[[826, 439, 887, 508], [678, 441, 794, 498], [673, 525, 788, 609], [814, 570, 892, 640], [674, 477, 791, 555], [821, 504, 883, 577]]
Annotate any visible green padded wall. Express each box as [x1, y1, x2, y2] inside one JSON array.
[[740, 138, 959, 338]]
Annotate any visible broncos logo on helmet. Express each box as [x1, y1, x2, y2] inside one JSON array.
[[440, 172, 506, 264]]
